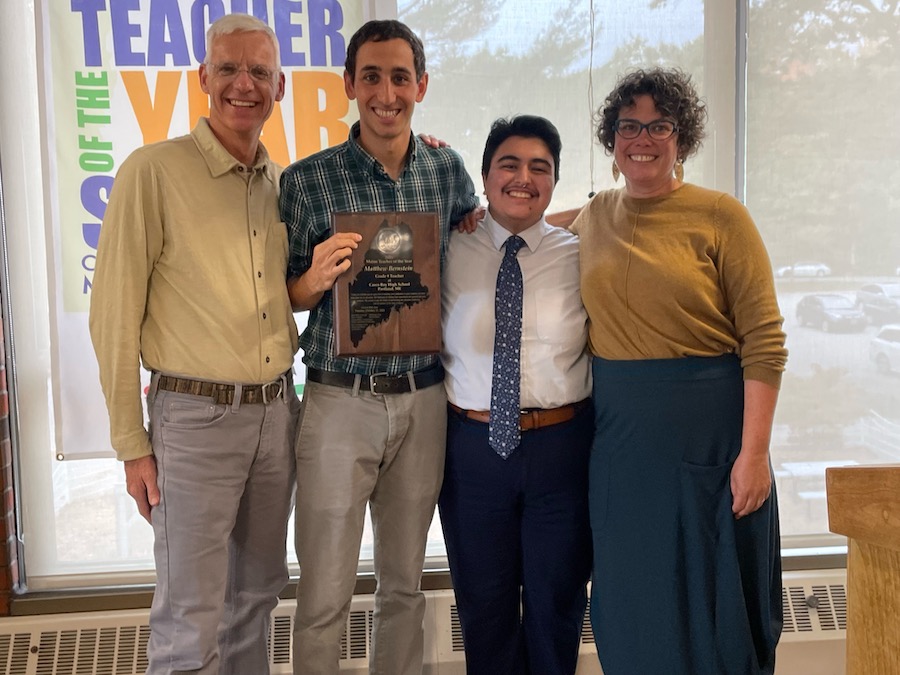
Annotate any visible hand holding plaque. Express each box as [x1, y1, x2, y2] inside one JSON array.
[[332, 212, 441, 356]]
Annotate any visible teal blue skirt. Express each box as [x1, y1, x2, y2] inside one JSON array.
[[589, 355, 781, 675]]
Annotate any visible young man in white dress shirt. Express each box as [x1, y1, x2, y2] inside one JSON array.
[[439, 115, 593, 675]]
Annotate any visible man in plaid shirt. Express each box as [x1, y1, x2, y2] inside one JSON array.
[[279, 19, 478, 675]]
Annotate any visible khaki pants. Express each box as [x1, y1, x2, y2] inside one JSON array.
[[292, 380, 447, 675], [146, 379, 299, 675]]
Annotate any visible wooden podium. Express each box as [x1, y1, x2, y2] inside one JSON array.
[[826, 465, 900, 675]]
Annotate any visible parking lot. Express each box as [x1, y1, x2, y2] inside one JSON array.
[[779, 284, 899, 410], [772, 280, 900, 536]]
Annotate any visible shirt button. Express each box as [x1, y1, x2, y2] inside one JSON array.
[[258, 271, 262, 278], [265, 356, 270, 363], [253, 230, 257, 236], [262, 312, 267, 319]]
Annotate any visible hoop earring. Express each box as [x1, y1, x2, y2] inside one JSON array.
[[612, 161, 620, 183], [674, 160, 684, 183]]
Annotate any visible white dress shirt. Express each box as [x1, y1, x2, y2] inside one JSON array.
[[442, 212, 591, 410]]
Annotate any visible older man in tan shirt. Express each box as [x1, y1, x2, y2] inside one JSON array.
[[89, 14, 297, 675]]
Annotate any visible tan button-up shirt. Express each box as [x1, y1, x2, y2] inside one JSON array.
[[89, 118, 298, 461]]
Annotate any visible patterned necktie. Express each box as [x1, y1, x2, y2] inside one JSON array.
[[489, 235, 526, 458]]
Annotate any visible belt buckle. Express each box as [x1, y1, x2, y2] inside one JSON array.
[[520, 409, 539, 431], [261, 379, 283, 404], [369, 372, 390, 396]]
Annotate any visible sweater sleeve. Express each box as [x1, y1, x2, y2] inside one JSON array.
[[714, 193, 787, 388]]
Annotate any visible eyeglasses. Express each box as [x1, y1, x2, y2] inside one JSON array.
[[208, 62, 276, 82], [613, 118, 679, 140]]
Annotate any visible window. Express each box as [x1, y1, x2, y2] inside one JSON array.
[[746, 0, 900, 538], [2, 0, 896, 591]]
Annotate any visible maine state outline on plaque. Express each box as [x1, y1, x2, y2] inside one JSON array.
[[347, 219, 430, 346]]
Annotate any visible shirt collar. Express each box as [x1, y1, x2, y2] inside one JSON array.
[[190, 117, 274, 180], [347, 121, 418, 178], [483, 210, 549, 254]]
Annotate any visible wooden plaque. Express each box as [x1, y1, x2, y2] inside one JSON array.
[[332, 211, 441, 356]]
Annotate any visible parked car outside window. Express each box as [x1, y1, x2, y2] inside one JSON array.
[[795, 293, 867, 332], [870, 325, 900, 373], [775, 261, 832, 278], [855, 283, 900, 325]]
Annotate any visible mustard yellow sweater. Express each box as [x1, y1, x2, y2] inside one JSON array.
[[571, 183, 787, 388]]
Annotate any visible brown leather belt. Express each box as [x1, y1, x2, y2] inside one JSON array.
[[448, 399, 590, 431], [156, 372, 290, 405]]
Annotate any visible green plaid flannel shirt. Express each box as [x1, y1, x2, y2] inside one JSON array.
[[280, 124, 478, 376]]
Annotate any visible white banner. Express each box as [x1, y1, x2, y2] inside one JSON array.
[[43, 0, 362, 459]]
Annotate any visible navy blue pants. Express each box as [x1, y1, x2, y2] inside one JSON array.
[[439, 404, 593, 675]]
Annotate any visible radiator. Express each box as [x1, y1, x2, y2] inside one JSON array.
[[0, 570, 846, 675]]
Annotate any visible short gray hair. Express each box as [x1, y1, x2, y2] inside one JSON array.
[[205, 13, 281, 69]]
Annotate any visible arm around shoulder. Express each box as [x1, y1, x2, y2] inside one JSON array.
[[546, 207, 584, 229]]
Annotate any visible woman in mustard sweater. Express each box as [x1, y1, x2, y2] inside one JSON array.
[[570, 68, 787, 675]]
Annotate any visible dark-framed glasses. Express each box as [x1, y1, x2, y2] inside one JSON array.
[[613, 118, 679, 140], [209, 62, 276, 82]]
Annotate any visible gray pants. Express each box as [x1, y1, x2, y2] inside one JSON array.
[[146, 379, 299, 674], [292, 380, 447, 675]]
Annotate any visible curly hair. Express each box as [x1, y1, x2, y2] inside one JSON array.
[[596, 67, 707, 161]]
